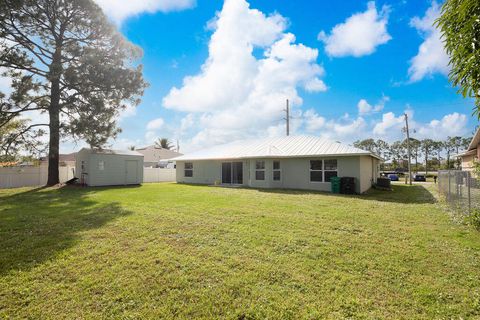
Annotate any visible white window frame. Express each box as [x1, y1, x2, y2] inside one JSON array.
[[310, 160, 323, 183], [184, 162, 193, 177], [98, 160, 104, 171], [255, 160, 265, 181], [272, 160, 281, 181], [323, 159, 338, 182]]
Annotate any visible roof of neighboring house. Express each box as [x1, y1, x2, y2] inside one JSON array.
[[40, 152, 76, 162], [78, 148, 143, 156], [454, 149, 477, 158], [467, 127, 480, 151], [135, 145, 182, 162], [173, 136, 382, 161]]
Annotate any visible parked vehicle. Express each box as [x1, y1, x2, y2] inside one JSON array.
[[413, 174, 426, 182], [388, 174, 399, 181]]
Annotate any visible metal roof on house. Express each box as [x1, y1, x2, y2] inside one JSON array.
[[173, 136, 381, 161], [79, 148, 144, 156]]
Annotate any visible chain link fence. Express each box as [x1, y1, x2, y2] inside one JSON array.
[[438, 170, 479, 214]]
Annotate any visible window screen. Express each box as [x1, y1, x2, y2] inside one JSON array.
[[255, 161, 265, 180], [184, 162, 193, 177]]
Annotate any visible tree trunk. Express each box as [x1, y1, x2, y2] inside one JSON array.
[[415, 150, 418, 173], [46, 45, 62, 186], [425, 148, 428, 176], [47, 97, 60, 186]]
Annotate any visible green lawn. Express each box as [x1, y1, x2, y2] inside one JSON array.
[[1, 183, 479, 319]]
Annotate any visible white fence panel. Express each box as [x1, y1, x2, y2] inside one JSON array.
[[0, 166, 75, 188], [1, 166, 173, 188], [143, 168, 176, 183]]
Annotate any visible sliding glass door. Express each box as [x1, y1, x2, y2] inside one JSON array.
[[221, 162, 243, 184]]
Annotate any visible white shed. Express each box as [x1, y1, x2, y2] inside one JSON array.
[[75, 148, 144, 186]]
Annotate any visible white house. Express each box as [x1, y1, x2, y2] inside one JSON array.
[[75, 148, 144, 186], [457, 127, 479, 176], [173, 136, 381, 193], [135, 145, 182, 167]]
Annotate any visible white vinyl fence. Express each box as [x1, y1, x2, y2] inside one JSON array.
[[0, 166, 176, 188], [0, 165, 75, 188], [143, 168, 176, 183]]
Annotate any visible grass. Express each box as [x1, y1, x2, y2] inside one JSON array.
[[1, 183, 480, 319]]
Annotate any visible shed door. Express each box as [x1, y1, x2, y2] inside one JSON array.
[[125, 160, 138, 184]]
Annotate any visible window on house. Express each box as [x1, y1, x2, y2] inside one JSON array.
[[310, 159, 338, 182], [273, 161, 281, 181], [184, 162, 193, 177], [98, 160, 104, 171], [324, 159, 338, 182], [255, 160, 265, 180], [310, 160, 323, 182]]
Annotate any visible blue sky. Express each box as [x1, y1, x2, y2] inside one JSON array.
[[68, 0, 477, 152]]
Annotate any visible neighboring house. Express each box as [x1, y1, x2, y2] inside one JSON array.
[[135, 145, 182, 167], [75, 148, 144, 186], [457, 127, 480, 174], [173, 136, 381, 194], [40, 152, 76, 167]]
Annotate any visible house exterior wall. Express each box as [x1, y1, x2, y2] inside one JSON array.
[[359, 156, 378, 193], [176, 155, 376, 193], [461, 152, 477, 172]]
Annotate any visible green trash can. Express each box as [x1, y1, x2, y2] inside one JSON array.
[[330, 176, 341, 194]]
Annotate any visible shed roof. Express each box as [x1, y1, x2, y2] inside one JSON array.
[[79, 148, 143, 156], [173, 136, 381, 161]]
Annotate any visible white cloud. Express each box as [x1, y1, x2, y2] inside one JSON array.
[[145, 117, 165, 142], [162, 0, 326, 150], [373, 111, 405, 135], [417, 112, 468, 139], [318, 1, 391, 57], [146, 117, 164, 130], [372, 109, 468, 142], [93, 0, 196, 24], [304, 109, 326, 132], [408, 1, 449, 82], [357, 95, 389, 114]]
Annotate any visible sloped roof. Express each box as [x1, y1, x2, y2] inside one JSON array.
[[79, 148, 143, 156], [173, 136, 381, 161], [467, 127, 480, 151]]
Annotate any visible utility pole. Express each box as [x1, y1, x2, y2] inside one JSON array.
[[283, 99, 290, 136], [404, 113, 412, 185]]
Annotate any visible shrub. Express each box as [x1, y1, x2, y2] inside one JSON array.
[[466, 209, 480, 231]]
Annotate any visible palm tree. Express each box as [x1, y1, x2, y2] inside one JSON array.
[[155, 138, 172, 150]]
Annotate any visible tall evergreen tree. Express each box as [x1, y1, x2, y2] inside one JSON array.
[[0, 0, 147, 185]]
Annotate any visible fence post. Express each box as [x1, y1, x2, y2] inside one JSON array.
[[448, 171, 451, 200], [467, 171, 471, 215]]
